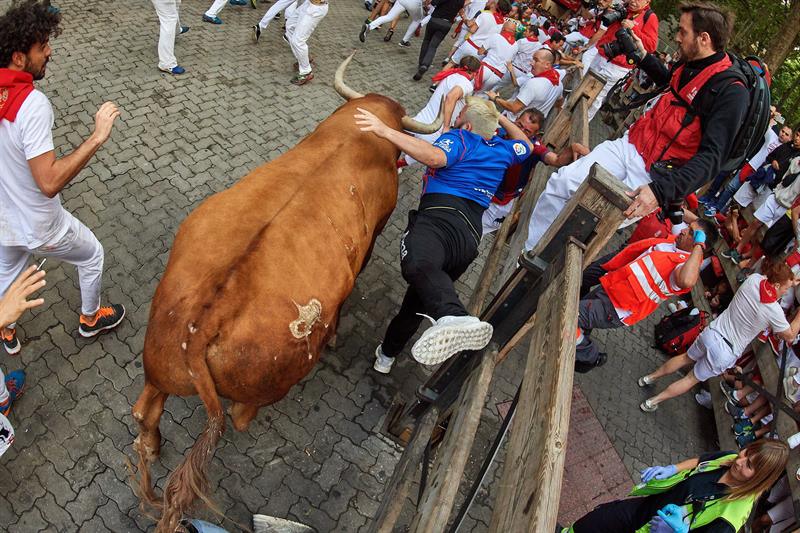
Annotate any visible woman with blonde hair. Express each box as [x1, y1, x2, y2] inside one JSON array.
[[563, 439, 790, 532]]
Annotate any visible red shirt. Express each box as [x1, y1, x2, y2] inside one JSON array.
[[597, 8, 659, 69]]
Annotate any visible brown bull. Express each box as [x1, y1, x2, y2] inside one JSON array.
[[131, 54, 442, 532]]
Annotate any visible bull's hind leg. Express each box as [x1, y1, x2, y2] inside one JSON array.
[[133, 381, 168, 461], [229, 402, 260, 431]]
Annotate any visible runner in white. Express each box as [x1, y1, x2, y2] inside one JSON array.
[[494, 24, 541, 91], [252, 0, 299, 41], [401, 56, 481, 165], [443, 0, 509, 69], [286, 0, 328, 85], [444, 0, 488, 62], [203, 0, 254, 25], [359, 0, 424, 45], [151, 0, 188, 75], [486, 48, 563, 120], [473, 19, 518, 94]]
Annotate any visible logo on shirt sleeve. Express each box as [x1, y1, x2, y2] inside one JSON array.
[[435, 138, 454, 153], [513, 142, 528, 156]]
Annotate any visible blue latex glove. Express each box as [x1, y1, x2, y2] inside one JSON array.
[[649, 504, 689, 533], [640, 464, 677, 482], [693, 229, 706, 244]]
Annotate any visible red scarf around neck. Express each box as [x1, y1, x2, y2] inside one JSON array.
[[499, 30, 516, 45], [535, 68, 560, 86], [431, 67, 474, 83], [0, 69, 35, 122], [492, 11, 505, 24], [759, 279, 778, 303]]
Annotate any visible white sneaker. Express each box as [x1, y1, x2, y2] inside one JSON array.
[[373, 344, 395, 374], [695, 390, 712, 409], [640, 399, 658, 412], [410, 314, 493, 366], [638, 374, 654, 387]]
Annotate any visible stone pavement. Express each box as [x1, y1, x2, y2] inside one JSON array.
[[0, 0, 716, 531]]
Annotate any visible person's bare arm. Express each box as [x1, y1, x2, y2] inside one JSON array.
[[507, 61, 520, 87], [673, 243, 705, 289], [27, 102, 120, 198], [354, 107, 447, 168], [777, 308, 800, 341], [486, 91, 525, 115], [673, 457, 700, 472], [543, 142, 588, 167], [441, 86, 464, 133], [497, 114, 533, 150], [465, 17, 479, 33]]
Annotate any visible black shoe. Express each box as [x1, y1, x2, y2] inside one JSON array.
[[574, 352, 607, 374], [359, 23, 369, 42], [384, 29, 394, 42], [1, 327, 20, 356], [398, 40, 410, 47], [412, 65, 427, 81], [282, 32, 289, 44], [79, 304, 126, 338], [428, 83, 436, 93], [253, 24, 261, 43]]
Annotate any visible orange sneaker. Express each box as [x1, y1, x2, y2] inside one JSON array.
[[79, 304, 126, 338], [1, 328, 20, 356]]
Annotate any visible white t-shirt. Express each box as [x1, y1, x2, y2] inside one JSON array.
[[414, 72, 474, 127], [511, 37, 543, 72], [468, 11, 502, 47], [0, 90, 66, 248], [481, 33, 517, 72], [464, 0, 487, 19], [748, 128, 781, 170], [506, 74, 563, 120], [711, 273, 790, 357]]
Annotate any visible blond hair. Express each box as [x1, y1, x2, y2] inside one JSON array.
[[724, 440, 789, 500], [463, 96, 500, 139]]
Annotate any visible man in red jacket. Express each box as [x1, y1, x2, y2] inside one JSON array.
[[577, 0, 659, 121], [575, 219, 715, 372], [524, 2, 748, 253]]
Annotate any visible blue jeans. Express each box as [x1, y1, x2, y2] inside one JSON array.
[[701, 171, 730, 203], [712, 173, 744, 212]]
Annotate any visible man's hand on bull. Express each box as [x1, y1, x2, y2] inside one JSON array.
[[91, 101, 121, 145], [624, 185, 659, 219], [354, 107, 391, 138]]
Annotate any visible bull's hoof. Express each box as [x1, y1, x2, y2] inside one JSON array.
[[229, 402, 260, 431], [134, 434, 161, 462]]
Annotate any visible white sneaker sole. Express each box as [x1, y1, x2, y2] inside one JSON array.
[[373, 360, 393, 374], [637, 376, 653, 387], [411, 321, 493, 366], [640, 401, 657, 413], [78, 308, 126, 338], [3, 339, 20, 356]]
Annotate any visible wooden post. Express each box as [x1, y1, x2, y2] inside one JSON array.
[[368, 407, 439, 533], [488, 242, 584, 533], [409, 346, 499, 533]]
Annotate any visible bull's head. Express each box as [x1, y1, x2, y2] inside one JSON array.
[[334, 52, 444, 135]]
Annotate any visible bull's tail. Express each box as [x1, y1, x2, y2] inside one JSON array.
[[156, 351, 226, 533]]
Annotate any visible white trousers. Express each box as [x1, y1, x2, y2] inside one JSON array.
[[580, 45, 598, 77], [476, 66, 504, 95], [259, 0, 298, 29], [0, 211, 104, 316], [451, 39, 481, 64], [205, 0, 230, 17], [733, 181, 771, 210], [565, 31, 589, 47], [152, 0, 181, 70], [403, 12, 430, 42], [587, 53, 631, 121], [0, 368, 6, 404], [369, 0, 423, 32], [451, 21, 468, 52], [286, 1, 328, 75], [524, 134, 651, 252], [482, 200, 515, 236]]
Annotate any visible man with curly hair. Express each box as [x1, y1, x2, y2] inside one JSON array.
[[0, 0, 126, 357]]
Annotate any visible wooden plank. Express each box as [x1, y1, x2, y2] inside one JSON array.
[[488, 242, 584, 533], [410, 346, 499, 533], [368, 407, 439, 533], [570, 96, 590, 149], [545, 71, 606, 153]]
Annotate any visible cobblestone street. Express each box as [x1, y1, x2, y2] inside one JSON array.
[[0, 0, 716, 531]]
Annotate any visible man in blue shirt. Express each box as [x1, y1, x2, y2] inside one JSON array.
[[354, 97, 533, 372]]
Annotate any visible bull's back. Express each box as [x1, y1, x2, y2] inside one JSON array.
[[144, 96, 403, 404]]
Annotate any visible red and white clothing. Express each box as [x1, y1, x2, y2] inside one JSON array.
[[586, 8, 659, 121], [451, 10, 503, 63], [510, 35, 542, 74], [368, 0, 424, 42], [504, 68, 562, 121], [599, 236, 690, 325], [451, 0, 489, 51], [286, 0, 328, 76], [475, 31, 517, 93]]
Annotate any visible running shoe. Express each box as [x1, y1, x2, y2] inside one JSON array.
[[0, 370, 26, 416], [724, 399, 747, 420], [290, 72, 314, 85], [640, 398, 658, 412], [733, 419, 754, 436], [229, 0, 247, 5], [410, 314, 493, 365], [721, 248, 743, 263], [398, 40, 411, 47], [574, 352, 606, 373], [735, 430, 756, 448], [384, 29, 394, 41], [412, 65, 428, 81], [250, 0, 258, 8], [1, 328, 20, 356], [203, 14, 223, 24], [179, 25, 190, 34], [79, 304, 126, 338], [253, 24, 261, 43], [638, 374, 655, 387], [703, 206, 717, 217], [359, 23, 369, 42], [719, 380, 740, 406], [373, 345, 395, 374]]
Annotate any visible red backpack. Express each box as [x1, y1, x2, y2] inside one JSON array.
[[654, 307, 709, 357]]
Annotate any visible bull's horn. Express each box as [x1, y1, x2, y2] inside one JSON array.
[[400, 96, 445, 135], [334, 52, 364, 101]]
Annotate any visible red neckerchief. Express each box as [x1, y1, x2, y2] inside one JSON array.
[[760, 279, 778, 303], [499, 30, 516, 45], [431, 67, 473, 83], [526, 35, 539, 42], [0, 69, 35, 122], [535, 68, 560, 86], [492, 11, 505, 24]]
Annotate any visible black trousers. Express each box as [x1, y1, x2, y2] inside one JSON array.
[[571, 498, 647, 532], [418, 17, 452, 69], [382, 196, 481, 357], [761, 214, 794, 257]]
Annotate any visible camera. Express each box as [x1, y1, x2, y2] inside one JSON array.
[[599, 6, 626, 27], [601, 28, 645, 65]]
